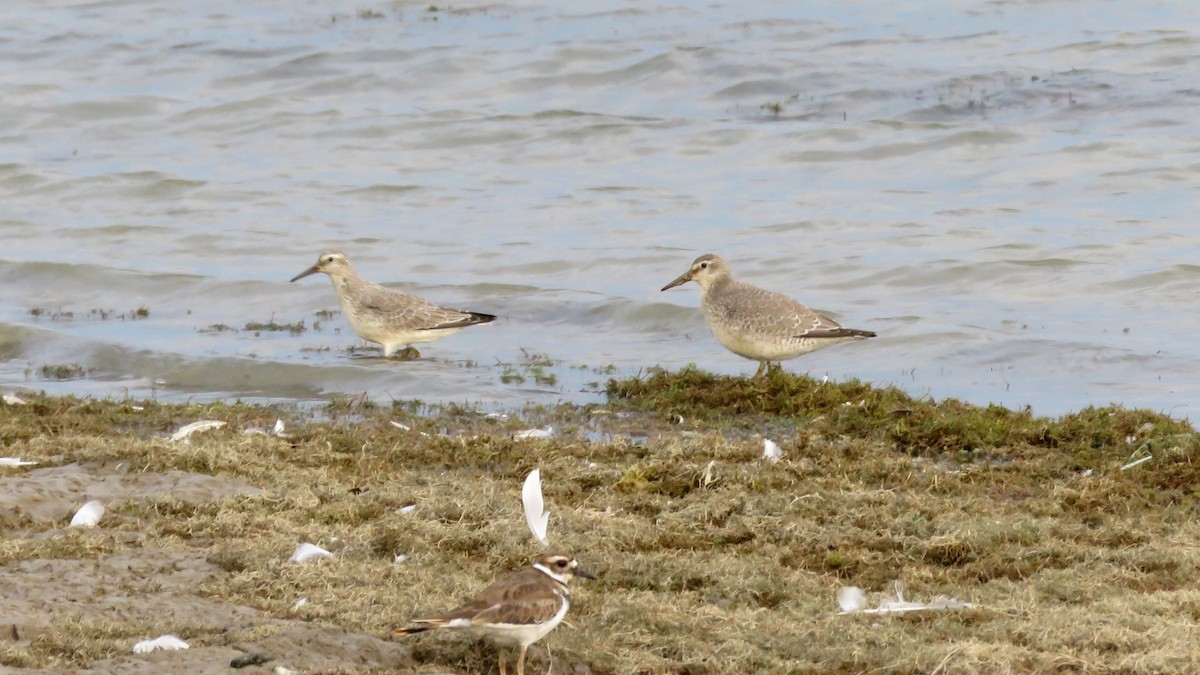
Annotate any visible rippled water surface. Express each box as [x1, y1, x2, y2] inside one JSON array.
[[2, 1, 1199, 417]]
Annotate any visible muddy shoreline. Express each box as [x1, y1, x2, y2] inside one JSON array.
[[2, 371, 1198, 673]]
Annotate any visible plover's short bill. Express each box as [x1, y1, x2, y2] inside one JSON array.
[[395, 553, 596, 675], [662, 253, 875, 377], [290, 251, 495, 359]]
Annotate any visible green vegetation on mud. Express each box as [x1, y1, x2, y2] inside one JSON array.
[[2, 369, 1199, 673]]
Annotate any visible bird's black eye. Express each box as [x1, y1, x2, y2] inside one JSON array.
[[555, 559, 568, 568], [700, 262, 708, 269]]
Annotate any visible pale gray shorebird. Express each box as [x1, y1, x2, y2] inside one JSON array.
[[661, 253, 875, 377], [394, 553, 596, 675], [290, 251, 495, 358]]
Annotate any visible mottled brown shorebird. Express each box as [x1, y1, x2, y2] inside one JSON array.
[[661, 253, 875, 377], [394, 553, 596, 675], [290, 251, 495, 358]]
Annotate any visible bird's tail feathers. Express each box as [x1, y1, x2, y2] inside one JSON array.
[[468, 311, 497, 324], [804, 327, 876, 339], [393, 624, 435, 637]]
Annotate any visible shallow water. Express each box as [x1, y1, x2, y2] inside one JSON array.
[[1, 1, 1199, 418]]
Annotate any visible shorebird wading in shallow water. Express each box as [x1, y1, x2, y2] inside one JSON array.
[[661, 253, 875, 377], [290, 251, 495, 358], [395, 552, 596, 675]]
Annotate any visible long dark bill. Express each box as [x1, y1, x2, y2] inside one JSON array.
[[289, 266, 321, 283], [660, 272, 692, 291]]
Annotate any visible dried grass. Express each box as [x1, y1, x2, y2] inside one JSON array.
[[1, 370, 1199, 672]]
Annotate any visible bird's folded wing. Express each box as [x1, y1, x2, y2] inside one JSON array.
[[420, 311, 489, 331], [356, 283, 422, 314], [473, 592, 562, 626]]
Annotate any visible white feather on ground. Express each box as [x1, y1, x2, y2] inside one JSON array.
[[133, 635, 189, 654], [837, 582, 973, 615], [290, 542, 332, 563], [0, 458, 37, 467], [837, 586, 866, 612], [389, 420, 429, 436], [243, 419, 288, 437], [170, 420, 226, 442], [762, 439, 782, 463], [522, 469, 550, 546], [70, 500, 105, 527], [1121, 454, 1152, 470], [514, 426, 554, 440]]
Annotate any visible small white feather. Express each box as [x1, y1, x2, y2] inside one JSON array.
[[0, 457, 38, 467], [389, 421, 411, 431], [522, 469, 550, 546], [762, 439, 782, 463], [514, 426, 554, 440], [132, 635, 188, 654], [170, 420, 226, 442], [274, 667, 300, 675], [2, 394, 27, 405], [290, 542, 332, 563], [1120, 455, 1153, 471], [70, 500, 105, 527], [837, 586, 866, 612], [837, 583, 973, 615], [272, 419, 286, 435], [292, 597, 308, 610], [396, 504, 417, 515], [394, 553, 408, 564]]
